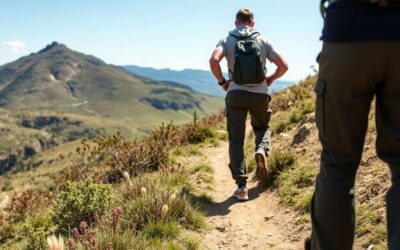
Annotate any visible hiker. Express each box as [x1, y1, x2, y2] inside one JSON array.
[[307, 1, 400, 249], [209, 8, 288, 201]]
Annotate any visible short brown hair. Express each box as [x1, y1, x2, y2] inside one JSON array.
[[236, 9, 254, 23]]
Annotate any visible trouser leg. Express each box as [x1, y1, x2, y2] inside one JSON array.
[[226, 91, 248, 187], [375, 42, 400, 249], [249, 94, 272, 156], [311, 42, 381, 250]]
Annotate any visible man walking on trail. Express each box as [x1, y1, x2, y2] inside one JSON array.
[[307, 1, 400, 249], [209, 8, 288, 201]]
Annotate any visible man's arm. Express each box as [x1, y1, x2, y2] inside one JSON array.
[[266, 55, 289, 86], [209, 49, 230, 91], [209, 48, 225, 83]]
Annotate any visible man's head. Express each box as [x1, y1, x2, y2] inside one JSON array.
[[235, 8, 254, 28]]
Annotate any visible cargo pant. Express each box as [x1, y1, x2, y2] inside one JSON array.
[[225, 90, 272, 187], [310, 42, 400, 250]]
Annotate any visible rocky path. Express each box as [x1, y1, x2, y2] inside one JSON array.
[[200, 140, 306, 250]]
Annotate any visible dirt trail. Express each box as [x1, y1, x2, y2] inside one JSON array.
[[200, 140, 306, 250]]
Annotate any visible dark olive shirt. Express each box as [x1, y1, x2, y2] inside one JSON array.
[[322, 1, 400, 42]]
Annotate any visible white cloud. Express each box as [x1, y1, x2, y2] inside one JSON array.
[[3, 40, 29, 54]]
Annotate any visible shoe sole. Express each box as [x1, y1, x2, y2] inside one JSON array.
[[255, 153, 269, 180], [233, 194, 249, 201]]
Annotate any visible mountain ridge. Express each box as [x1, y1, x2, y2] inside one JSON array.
[[124, 64, 295, 97]]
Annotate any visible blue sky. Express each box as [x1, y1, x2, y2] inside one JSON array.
[[0, 0, 323, 81]]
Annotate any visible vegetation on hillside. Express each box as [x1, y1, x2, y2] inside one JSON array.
[[0, 112, 225, 249], [251, 75, 390, 249]]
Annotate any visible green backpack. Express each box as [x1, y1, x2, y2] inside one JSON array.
[[230, 32, 266, 85]]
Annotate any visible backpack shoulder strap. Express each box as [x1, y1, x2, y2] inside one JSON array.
[[229, 32, 261, 41]]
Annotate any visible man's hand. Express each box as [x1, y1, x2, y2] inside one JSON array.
[[266, 76, 274, 86], [221, 80, 232, 91]]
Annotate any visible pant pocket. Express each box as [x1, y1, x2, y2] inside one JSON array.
[[315, 79, 326, 135]]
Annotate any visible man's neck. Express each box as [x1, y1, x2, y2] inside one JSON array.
[[237, 24, 252, 29]]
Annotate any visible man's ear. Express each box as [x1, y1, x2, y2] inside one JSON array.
[[235, 21, 239, 27], [249, 21, 255, 28]]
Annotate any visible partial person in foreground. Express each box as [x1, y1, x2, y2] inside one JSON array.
[[307, 0, 400, 249], [209, 8, 288, 201]]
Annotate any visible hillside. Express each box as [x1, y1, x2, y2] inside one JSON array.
[[0, 42, 223, 134], [265, 76, 390, 249], [124, 65, 295, 97], [0, 42, 223, 174]]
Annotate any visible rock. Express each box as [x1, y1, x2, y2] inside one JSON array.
[[367, 245, 375, 250], [0, 154, 18, 174], [20, 116, 82, 129], [215, 226, 226, 232], [178, 217, 187, 223], [301, 114, 316, 125], [292, 123, 312, 145], [0, 136, 56, 174], [264, 215, 275, 221], [242, 244, 248, 247], [280, 133, 290, 138]]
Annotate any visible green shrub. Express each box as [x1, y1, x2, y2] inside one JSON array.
[[24, 225, 47, 250], [52, 179, 112, 231], [186, 123, 215, 144], [0, 223, 20, 244], [122, 181, 205, 232], [143, 222, 179, 239], [269, 150, 296, 182]]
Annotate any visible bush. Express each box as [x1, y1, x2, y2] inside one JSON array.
[[185, 123, 215, 144], [52, 179, 112, 231], [143, 222, 179, 239], [122, 179, 205, 232], [269, 150, 296, 182], [0, 189, 53, 226], [24, 225, 47, 250], [70, 113, 224, 183]]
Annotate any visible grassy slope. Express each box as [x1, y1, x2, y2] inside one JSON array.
[[0, 114, 226, 250], [252, 76, 390, 249]]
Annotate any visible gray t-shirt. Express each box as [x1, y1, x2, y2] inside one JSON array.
[[216, 26, 279, 94]]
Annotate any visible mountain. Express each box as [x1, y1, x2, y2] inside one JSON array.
[[0, 42, 223, 137], [124, 65, 295, 97]]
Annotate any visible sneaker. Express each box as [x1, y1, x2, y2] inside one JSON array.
[[255, 148, 269, 180], [233, 186, 249, 201]]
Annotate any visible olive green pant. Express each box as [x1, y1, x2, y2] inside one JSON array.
[[311, 42, 400, 250], [225, 90, 272, 187]]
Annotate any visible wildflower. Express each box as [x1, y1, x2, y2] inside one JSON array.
[[141, 187, 147, 196], [161, 204, 169, 217], [112, 207, 123, 233], [67, 239, 76, 250], [47, 234, 64, 250], [122, 171, 132, 186], [169, 191, 177, 202]]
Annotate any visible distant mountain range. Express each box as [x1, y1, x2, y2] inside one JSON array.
[[0, 42, 223, 137], [124, 65, 295, 97]]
